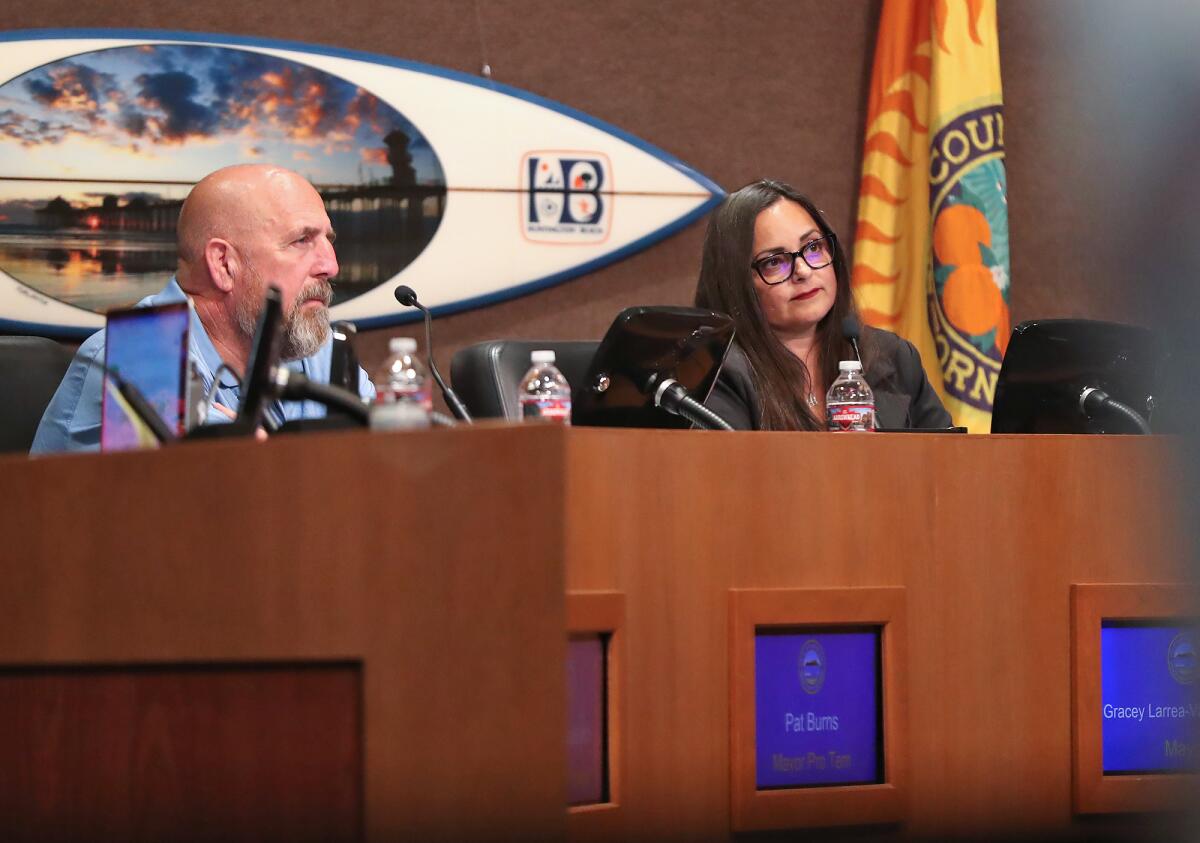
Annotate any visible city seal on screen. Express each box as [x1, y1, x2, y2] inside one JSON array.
[[1168, 631, 1197, 685], [798, 639, 826, 695]]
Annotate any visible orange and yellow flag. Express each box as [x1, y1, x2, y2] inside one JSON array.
[[851, 0, 1009, 433]]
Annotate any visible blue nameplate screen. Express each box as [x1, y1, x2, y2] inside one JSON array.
[[754, 629, 882, 789], [1101, 622, 1199, 774]]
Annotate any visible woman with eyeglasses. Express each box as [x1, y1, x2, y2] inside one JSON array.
[[695, 179, 951, 430]]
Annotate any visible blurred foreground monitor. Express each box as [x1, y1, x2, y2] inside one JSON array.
[[992, 319, 1171, 434]]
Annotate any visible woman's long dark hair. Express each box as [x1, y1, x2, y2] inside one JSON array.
[[695, 179, 862, 430]]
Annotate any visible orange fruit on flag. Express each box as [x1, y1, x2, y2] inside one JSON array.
[[942, 264, 1003, 336], [933, 204, 990, 266], [995, 301, 1012, 355]]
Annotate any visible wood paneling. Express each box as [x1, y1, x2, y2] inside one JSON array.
[[0, 663, 361, 842], [0, 426, 569, 842], [564, 430, 1190, 840], [2, 427, 1192, 839]]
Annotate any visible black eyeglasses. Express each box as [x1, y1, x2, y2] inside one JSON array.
[[751, 234, 837, 285]]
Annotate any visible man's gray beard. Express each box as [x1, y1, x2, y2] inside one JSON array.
[[234, 266, 332, 362], [279, 278, 332, 360]]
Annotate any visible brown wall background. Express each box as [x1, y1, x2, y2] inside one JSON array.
[[8, 1, 1138, 378]]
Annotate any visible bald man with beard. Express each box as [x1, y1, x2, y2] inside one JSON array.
[[31, 164, 374, 453]]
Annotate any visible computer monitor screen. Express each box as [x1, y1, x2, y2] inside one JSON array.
[[101, 301, 190, 451], [754, 628, 883, 789], [572, 306, 734, 428], [992, 319, 1166, 433], [1101, 622, 1199, 774]]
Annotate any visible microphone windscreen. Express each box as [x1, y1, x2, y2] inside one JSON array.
[[393, 285, 418, 307], [841, 315, 861, 341]]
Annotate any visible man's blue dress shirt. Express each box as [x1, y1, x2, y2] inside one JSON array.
[[31, 279, 374, 453]]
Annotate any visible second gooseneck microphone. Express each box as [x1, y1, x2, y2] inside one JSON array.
[[841, 314, 863, 362], [393, 285, 473, 423], [1078, 386, 1151, 434], [651, 376, 734, 431]]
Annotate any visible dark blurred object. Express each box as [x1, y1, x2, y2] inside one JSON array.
[[992, 320, 1166, 434], [304, 319, 366, 431], [572, 306, 734, 429], [329, 321, 360, 396], [236, 285, 284, 431], [271, 367, 369, 429], [187, 286, 284, 441], [0, 336, 72, 452], [451, 340, 598, 421]]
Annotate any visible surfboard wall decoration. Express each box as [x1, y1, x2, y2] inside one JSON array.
[[0, 29, 723, 337]]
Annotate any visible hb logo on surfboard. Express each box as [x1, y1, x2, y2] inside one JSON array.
[[522, 151, 611, 243]]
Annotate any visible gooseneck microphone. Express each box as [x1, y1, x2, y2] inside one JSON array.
[[841, 315, 863, 362], [393, 285, 473, 423], [1079, 386, 1151, 434], [651, 376, 734, 431]]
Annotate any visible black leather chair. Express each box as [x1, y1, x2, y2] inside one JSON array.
[[0, 335, 74, 453], [450, 340, 598, 421]]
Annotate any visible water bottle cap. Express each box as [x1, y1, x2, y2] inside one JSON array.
[[839, 359, 863, 372], [389, 337, 417, 354], [531, 349, 556, 364]]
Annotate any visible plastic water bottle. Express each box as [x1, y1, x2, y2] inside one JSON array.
[[826, 360, 876, 432], [518, 350, 572, 424], [371, 337, 432, 430]]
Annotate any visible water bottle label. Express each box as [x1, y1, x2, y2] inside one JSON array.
[[827, 403, 876, 432], [520, 396, 572, 424], [376, 386, 432, 412]]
